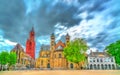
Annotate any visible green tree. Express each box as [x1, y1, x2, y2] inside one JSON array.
[[63, 38, 88, 69], [105, 40, 120, 65], [8, 52, 17, 70], [0, 51, 9, 70]]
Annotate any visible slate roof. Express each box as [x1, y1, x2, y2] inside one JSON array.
[[89, 51, 110, 57], [41, 45, 50, 50], [11, 43, 24, 52]]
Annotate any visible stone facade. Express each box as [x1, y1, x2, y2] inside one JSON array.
[[87, 51, 116, 70], [11, 43, 35, 68], [36, 33, 85, 69]]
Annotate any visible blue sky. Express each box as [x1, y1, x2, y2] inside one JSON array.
[[0, 0, 120, 58]]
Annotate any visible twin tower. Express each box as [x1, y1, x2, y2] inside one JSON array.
[[26, 27, 70, 59]]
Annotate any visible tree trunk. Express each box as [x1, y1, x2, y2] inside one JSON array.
[[77, 63, 79, 70]]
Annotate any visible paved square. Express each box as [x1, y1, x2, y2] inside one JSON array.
[[0, 70, 120, 75]]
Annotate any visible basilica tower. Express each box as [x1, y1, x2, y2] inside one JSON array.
[[26, 27, 35, 59], [66, 33, 70, 45]]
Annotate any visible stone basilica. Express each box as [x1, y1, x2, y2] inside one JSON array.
[[35, 33, 85, 69]]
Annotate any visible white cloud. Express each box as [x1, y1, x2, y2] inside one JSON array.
[[53, 9, 113, 51], [0, 34, 17, 51], [77, 11, 88, 19], [86, 48, 97, 54], [4, 39, 17, 46], [37, 35, 50, 45]]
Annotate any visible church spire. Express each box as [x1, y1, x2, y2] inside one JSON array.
[[31, 26, 34, 32]]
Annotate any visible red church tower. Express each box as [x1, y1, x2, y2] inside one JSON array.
[[26, 27, 35, 59]]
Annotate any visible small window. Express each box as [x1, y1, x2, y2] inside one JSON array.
[[90, 59, 92, 62], [111, 58, 113, 62], [100, 59, 103, 62], [97, 59, 99, 62], [59, 54, 62, 58]]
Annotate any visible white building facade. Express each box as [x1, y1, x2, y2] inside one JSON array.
[[87, 51, 116, 70]]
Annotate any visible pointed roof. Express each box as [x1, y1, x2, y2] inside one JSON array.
[[55, 40, 65, 49], [51, 33, 55, 37], [11, 43, 24, 52], [31, 26, 34, 32], [66, 33, 70, 37]]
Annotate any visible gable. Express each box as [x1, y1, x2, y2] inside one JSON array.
[[56, 45, 63, 50], [55, 41, 65, 49]]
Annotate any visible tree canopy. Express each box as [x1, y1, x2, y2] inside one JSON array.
[[8, 52, 17, 66], [105, 40, 120, 65], [0, 51, 17, 70], [0, 51, 9, 65], [63, 38, 88, 64]]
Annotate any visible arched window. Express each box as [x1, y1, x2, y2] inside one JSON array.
[[94, 64, 96, 69], [47, 63, 50, 68], [112, 64, 115, 69], [90, 64, 93, 69], [109, 64, 111, 69], [101, 64, 104, 70], [98, 64, 100, 69], [105, 64, 107, 69]]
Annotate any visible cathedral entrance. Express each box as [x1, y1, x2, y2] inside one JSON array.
[[47, 63, 50, 68], [70, 63, 73, 69]]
